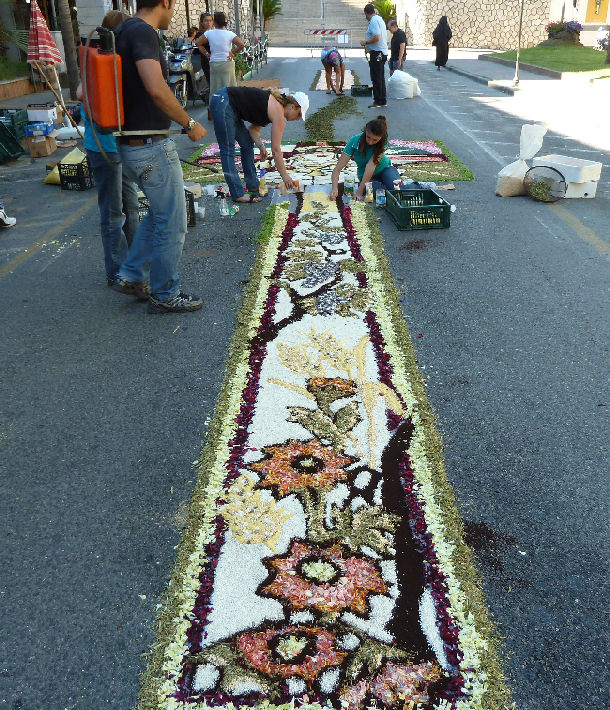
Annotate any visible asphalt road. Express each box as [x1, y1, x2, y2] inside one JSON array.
[[1, 52, 608, 710]]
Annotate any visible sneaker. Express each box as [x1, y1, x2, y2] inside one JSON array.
[[0, 207, 16, 228], [148, 291, 203, 314], [109, 276, 151, 300]]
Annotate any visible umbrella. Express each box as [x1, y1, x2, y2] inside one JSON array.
[[27, 0, 62, 66]]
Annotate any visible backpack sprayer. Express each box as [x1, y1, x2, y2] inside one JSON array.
[[80, 26, 222, 171]]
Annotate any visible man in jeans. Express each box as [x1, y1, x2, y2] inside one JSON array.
[[114, 0, 206, 313], [387, 19, 407, 76], [360, 4, 388, 109]]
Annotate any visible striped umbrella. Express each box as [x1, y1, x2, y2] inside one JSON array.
[[27, 0, 62, 65]]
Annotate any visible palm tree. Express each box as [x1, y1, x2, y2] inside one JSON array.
[[57, 0, 79, 98]]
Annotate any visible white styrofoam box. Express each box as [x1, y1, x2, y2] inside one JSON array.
[[564, 181, 598, 199], [27, 106, 57, 123], [533, 154, 602, 183]]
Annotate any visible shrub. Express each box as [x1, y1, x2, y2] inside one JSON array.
[[373, 1, 396, 24]]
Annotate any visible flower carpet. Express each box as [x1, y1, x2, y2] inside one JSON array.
[[313, 70, 357, 92], [138, 192, 506, 710], [182, 141, 474, 186]]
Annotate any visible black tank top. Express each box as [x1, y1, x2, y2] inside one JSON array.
[[227, 87, 271, 126]]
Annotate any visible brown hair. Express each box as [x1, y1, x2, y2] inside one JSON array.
[[213, 11, 227, 28], [187, 26, 198, 36], [269, 90, 301, 112], [101, 10, 129, 30], [358, 115, 388, 165]]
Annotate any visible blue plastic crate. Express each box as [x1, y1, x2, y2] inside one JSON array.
[[24, 121, 55, 137]]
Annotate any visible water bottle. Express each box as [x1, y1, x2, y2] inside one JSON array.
[[375, 189, 386, 208], [219, 196, 229, 216]]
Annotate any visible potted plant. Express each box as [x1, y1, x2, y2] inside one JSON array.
[[545, 20, 583, 43]]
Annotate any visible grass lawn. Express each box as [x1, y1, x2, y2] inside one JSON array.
[[491, 45, 610, 78], [0, 60, 30, 81]]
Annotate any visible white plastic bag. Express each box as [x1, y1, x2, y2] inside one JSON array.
[[387, 71, 421, 100], [496, 123, 547, 197]]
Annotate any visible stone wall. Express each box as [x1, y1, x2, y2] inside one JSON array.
[[168, 0, 256, 41], [395, 0, 555, 49]]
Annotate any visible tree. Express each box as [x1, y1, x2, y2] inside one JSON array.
[[373, 1, 396, 23], [57, 0, 79, 99], [253, 0, 282, 21]]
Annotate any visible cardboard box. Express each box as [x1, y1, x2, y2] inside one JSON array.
[[26, 135, 57, 158], [27, 105, 57, 123]]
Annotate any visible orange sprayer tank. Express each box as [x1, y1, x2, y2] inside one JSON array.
[[79, 38, 124, 134]]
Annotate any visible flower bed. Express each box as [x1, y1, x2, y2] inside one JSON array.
[[137, 197, 507, 710]]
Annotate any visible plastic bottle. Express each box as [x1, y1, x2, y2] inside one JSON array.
[[364, 182, 374, 203], [376, 189, 386, 208], [219, 196, 229, 216], [259, 169, 267, 196]]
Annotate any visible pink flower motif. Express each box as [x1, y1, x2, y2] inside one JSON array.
[[339, 661, 444, 709], [260, 540, 387, 614], [236, 625, 346, 684]]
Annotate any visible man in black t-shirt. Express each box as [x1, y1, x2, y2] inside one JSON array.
[[112, 0, 207, 314], [387, 19, 407, 76]]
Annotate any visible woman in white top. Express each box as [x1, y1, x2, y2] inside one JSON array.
[[196, 12, 245, 110]]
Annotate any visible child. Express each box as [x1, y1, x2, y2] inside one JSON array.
[[329, 115, 401, 201]]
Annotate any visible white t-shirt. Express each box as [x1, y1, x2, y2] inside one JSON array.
[[205, 28, 237, 62]]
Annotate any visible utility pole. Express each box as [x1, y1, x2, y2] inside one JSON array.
[[512, 0, 524, 87], [58, 0, 79, 99]]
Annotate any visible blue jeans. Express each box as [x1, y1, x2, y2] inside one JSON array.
[[87, 150, 139, 283], [388, 59, 405, 73], [209, 87, 259, 200], [371, 165, 401, 193], [118, 138, 186, 301]]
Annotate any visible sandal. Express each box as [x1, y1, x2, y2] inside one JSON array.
[[336, 90, 345, 95], [235, 193, 262, 203], [326, 89, 332, 94]]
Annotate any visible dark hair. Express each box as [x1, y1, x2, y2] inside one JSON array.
[[364, 4, 376, 15], [200, 12, 212, 22], [387, 19, 397, 28], [187, 25, 198, 35], [136, 0, 172, 10], [358, 115, 388, 165], [213, 11, 227, 27]]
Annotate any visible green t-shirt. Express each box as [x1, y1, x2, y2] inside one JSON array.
[[344, 132, 391, 181]]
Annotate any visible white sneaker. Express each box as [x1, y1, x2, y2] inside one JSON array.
[[0, 207, 16, 228]]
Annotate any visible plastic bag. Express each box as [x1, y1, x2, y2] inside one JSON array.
[[496, 123, 547, 197], [388, 71, 421, 100]]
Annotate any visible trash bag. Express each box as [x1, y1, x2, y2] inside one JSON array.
[[496, 123, 547, 197], [388, 71, 421, 99]]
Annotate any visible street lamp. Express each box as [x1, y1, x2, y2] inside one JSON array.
[[513, 0, 525, 87]]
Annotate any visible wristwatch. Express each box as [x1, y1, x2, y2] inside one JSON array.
[[186, 118, 196, 132]]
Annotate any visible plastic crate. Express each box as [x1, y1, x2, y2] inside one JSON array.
[[351, 84, 372, 97], [138, 190, 196, 227], [24, 121, 55, 137], [0, 108, 29, 141], [58, 158, 94, 190], [0, 122, 25, 164], [385, 189, 451, 230]]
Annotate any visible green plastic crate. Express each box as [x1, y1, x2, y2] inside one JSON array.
[[385, 189, 451, 230], [350, 84, 372, 97], [0, 108, 28, 141], [0, 122, 25, 164]]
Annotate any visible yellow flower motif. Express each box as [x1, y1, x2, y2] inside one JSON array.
[[221, 475, 292, 552]]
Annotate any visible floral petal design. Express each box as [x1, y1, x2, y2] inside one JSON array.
[[235, 625, 346, 684], [260, 540, 387, 614], [248, 438, 355, 496], [339, 661, 444, 709]]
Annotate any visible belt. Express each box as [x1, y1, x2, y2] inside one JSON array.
[[119, 134, 167, 146]]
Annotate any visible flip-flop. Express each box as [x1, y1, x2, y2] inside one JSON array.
[[326, 90, 332, 94], [336, 91, 345, 95], [235, 193, 262, 203]]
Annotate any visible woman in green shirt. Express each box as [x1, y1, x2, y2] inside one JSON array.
[[329, 115, 400, 201]]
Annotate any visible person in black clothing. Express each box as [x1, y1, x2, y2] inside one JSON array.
[[208, 87, 309, 202], [387, 19, 406, 76], [432, 16, 452, 70], [112, 0, 207, 314]]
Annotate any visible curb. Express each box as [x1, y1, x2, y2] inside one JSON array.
[[443, 64, 517, 95], [478, 54, 562, 79]]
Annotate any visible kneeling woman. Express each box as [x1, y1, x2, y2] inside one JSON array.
[[329, 115, 400, 201], [209, 86, 309, 203]]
